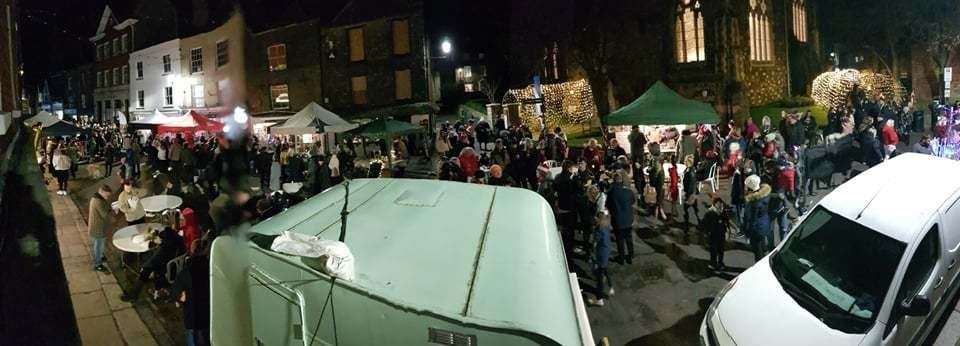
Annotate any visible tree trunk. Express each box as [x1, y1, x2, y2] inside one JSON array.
[[888, 38, 900, 80]]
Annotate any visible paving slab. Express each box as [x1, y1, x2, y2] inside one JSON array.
[[71, 290, 111, 319], [76, 315, 124, 346], [114, 308, 159, 346], [67, 270, 101, 294], [101, 283, 132, 311]]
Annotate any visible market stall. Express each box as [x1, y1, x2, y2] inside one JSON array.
[[155, 111, 224, 140], [605, 81, 720, 155], [271, 102, 357, 153], [347, 117, 424, 170], [129, 109, 175, 130]]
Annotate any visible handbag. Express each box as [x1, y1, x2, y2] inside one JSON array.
[[643, 185, 658, 205]]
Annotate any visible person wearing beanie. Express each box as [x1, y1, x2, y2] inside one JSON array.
[[743, 174, 772, 261]]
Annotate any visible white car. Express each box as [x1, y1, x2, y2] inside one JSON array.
[[701, 153, 960, 345]]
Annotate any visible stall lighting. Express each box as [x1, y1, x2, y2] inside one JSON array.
[[811, 69, 904, 110]]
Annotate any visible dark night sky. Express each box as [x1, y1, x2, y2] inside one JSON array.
[[21, 0, 109, 87]]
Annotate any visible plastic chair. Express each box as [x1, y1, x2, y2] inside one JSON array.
[[698, 163, 719, 193], [166, 254, 187, 285]]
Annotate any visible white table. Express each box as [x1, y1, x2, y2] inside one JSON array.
[[140, 195, 183, 213], [113, 222, 162, 272]]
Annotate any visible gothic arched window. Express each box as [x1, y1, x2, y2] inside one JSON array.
[[793, 0, 807, 42], [675, 0, 705, 63], [749, 0, 774, 61]]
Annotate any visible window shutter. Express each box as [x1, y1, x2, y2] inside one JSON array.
[[351, 76, 367, 105], [393, 20, 410, 55], [395, 70, 411, 100], [349, 28, 365, 61]]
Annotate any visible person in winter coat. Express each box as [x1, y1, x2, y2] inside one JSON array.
[[439, 157, 465, 182], [581, 139, 603, 173], [743, 175, 772, 261], [648, 158, 667, 220], [554, 160, 582, 238], [117, 179, 147, 225], [603, 139, 627, 171], [681, 155, 700, 225], [881, 118, 899, 160], [586, 212, 614, 307], [730, 163, 747, 229], [171, 248, 210, 346], [628, 126, 647, 164], [605, 172, 636, 264], [859, 126, 884, 167], [487, 165, 515, 187], [180, 208, 201, 255], [458, 147, 480, 182], [103, 142, 116, 177], [913, 134, 933, 155], [52, 147, 72, 195], [88, 185, 113, 272], [121, 226, 186, 301], [700, 196, 728, 270]]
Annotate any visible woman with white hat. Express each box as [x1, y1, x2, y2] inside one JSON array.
[[743, 174, 772, 261]]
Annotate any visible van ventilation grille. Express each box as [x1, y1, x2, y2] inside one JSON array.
[[428, 328, 477, 345]]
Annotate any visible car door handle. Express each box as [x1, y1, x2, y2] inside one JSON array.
[[935, 276, 945, 289]]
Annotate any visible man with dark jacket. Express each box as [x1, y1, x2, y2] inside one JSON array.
[[172, 251, 210, 346], [121, 227, 186, 301], [605, 172, 636, 264], [628, 126, 647, 164], [88, 185, 113, 272], [553, 161, 582, 254], [700, 196, 728, 270]]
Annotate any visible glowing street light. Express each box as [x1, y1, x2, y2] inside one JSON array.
[[233, 106, 248, 124], [440, 38, 452, 55]]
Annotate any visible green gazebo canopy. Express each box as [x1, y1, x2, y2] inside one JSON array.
[[606, 81, 720, 126]]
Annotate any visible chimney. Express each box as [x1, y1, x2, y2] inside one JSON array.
[[191, 0, 209, 29]]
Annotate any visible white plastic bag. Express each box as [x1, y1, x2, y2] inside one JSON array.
[[270, 231, 355, 281]]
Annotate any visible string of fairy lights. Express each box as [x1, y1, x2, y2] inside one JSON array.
[[811, 69, 904, 110], [501, 79, 597, 132]]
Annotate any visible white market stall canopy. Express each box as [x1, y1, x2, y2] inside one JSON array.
[[22, 111, 59, 127], [130, 109, 175, 129], [271, 102, 357, 135]]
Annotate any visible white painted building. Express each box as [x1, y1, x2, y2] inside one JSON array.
[[178, 10, 247, 118], [128, 38, 183, 121]]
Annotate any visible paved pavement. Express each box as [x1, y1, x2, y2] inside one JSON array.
[[585, 156, 960, 345], [50, 183, 159, 346]]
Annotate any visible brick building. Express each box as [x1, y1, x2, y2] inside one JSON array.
[[245, 19, 324, 117], [319, 0, 430, 118], [90, 5, 136, 123]]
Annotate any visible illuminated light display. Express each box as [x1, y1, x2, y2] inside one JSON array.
[[502, 79, 598, 132], [811, 69, 904, 110]]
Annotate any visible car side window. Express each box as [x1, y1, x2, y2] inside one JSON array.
[[886, 226, 940, 334]]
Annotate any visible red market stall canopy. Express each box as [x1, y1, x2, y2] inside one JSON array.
[[605, 81, 720, 126], [156, 111, 224, 135]]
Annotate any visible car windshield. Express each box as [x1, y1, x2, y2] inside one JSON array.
[[771, 206, 905, 334]]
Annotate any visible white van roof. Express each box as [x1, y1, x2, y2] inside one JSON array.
[[819, 153, 960, 243]]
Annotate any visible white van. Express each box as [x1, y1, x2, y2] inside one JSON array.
[[701, 153, 960, 345]]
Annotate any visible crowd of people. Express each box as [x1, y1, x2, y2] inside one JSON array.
[[34, 88, 935, 340]]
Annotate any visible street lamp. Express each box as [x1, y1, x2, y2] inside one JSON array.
[[440, 38, 452, 55]]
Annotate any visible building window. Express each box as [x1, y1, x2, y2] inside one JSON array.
[[121, 34, 128, 53], [114, 100, 122, 112], [96, 71, 102, 88], [351, 76, 367, 105], [349, 27, 365, 62], [749, 0, 774, 62], [113, 67, 120, 85], [464, 83, 475, 92], [268, 44, 287, 71], [164, 86, 174, 106], [124, 99, 129, 112], [137, 90, 144, 108], [456, 66, 473, 82], [81, 95, 86, 109], [95, 45, 101, 61], [105, 70, 111, 87], [793, 0, 807, 43], [162, 54, 172, 74], [122, 65, 129, 84], [395, 69, 412, 100], [192, 84, 205, 107], [675, 0, 705, 63], [136, 62, 143, 79], [190, 48, 203, 73], [392, 19, 410, 55], [270, 84, 289, 109], [216, 40, 229, 67], [112, 38, 119, 56]]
